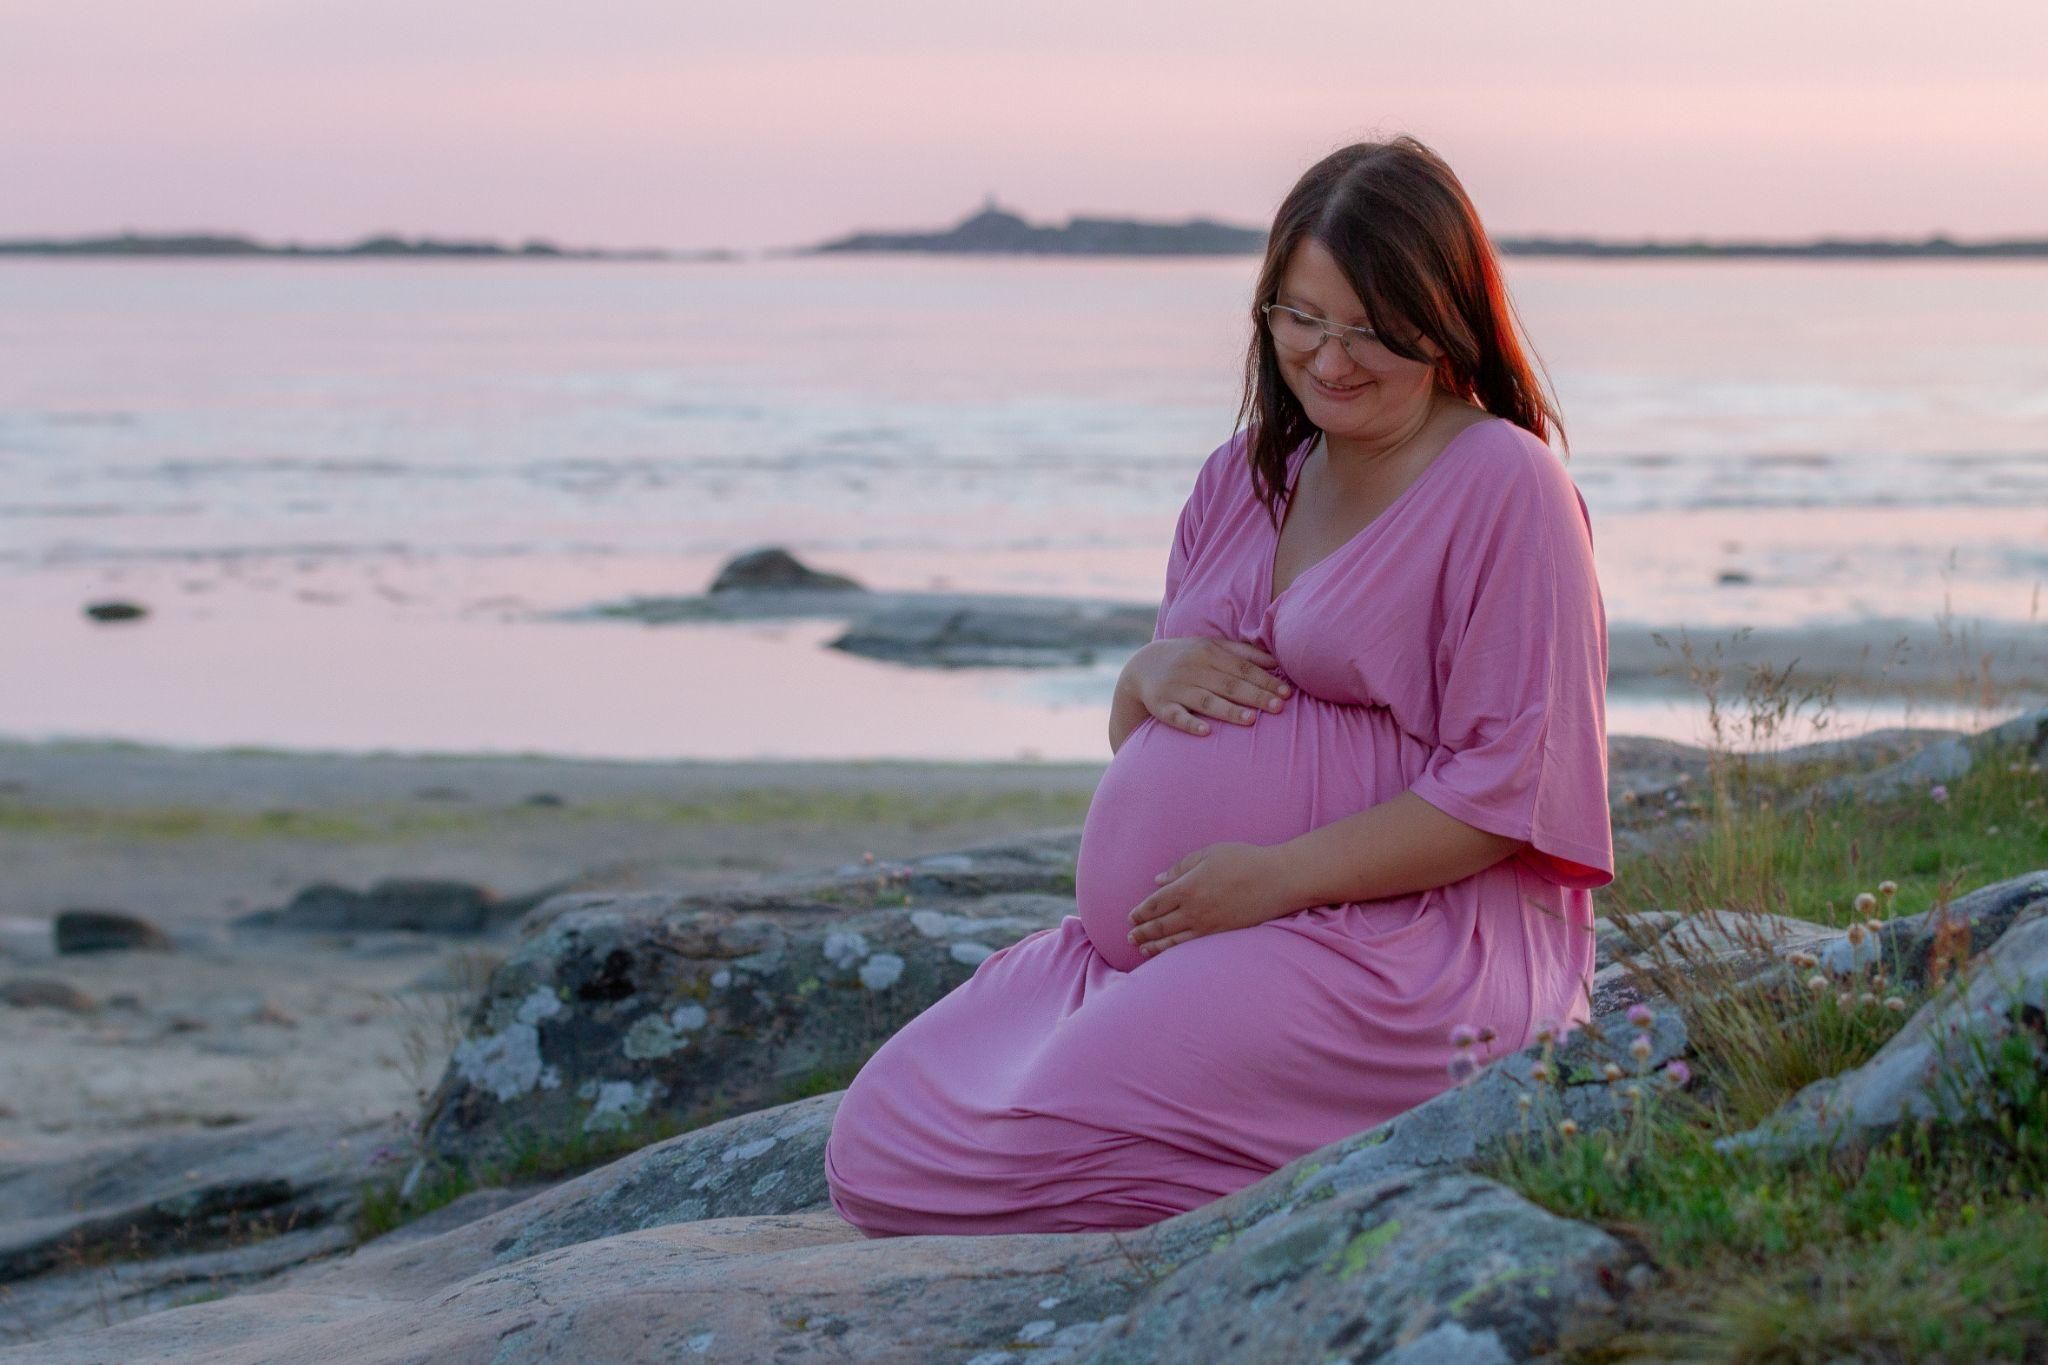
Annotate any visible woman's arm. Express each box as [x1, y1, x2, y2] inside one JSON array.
[[1272, 791, 1524, 908], [1107, 666, 1151, 754], [1124, 791, 1525, 954]]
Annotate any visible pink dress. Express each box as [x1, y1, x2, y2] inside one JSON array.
[[824, 416, 1614, 1237]]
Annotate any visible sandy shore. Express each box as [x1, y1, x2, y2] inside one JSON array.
[[0, 739, 1109, 1149]]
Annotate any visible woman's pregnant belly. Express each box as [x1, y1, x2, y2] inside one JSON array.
[[1076, 697, 1403, 971]]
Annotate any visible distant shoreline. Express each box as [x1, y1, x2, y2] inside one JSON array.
[[0, 232, 735, 261], [5, 220, 2045, 262]]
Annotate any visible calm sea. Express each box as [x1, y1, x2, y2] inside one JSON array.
[[2, 256, 2043, 760]]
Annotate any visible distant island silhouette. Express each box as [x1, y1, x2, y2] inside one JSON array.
[[6, 209, 2042, 260], [0, 232, 733, 261], [802, 198, 2048, 260]]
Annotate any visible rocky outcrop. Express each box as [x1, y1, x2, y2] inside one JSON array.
[[6, 1061, 1647, 1363], [1825, 703, 2048, 802], [418, 833, 1082, 1169], [1813, 867, 2048, 990], [1718, 896, 2048, 1161], [1585, 906, 1844, 1017], [0, 1109, 409, 1344]]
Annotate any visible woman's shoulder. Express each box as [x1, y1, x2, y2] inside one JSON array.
[[1451, 414, 1568, 481]]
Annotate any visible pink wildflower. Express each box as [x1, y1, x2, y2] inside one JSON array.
[[1929, 784, 1949, 805], [1447, 1052, 1479, 1083], [1664, 1059, 1692, 1087], [1449, 1023, 1478, 1049], [1626, 1003, 1654, 1029]]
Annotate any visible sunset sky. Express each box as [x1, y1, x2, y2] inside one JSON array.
[[4, 0, 2043, 250]]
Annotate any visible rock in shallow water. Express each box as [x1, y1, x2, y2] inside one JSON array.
[[53, 908, 171, 954]]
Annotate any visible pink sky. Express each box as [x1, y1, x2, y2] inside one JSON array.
[[3, 0, 2043, 250]]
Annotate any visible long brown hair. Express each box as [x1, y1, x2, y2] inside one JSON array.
[[1235, 136, 1566, 525]]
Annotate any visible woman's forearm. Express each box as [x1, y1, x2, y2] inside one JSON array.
[[1107, 666, 1151, 754], [1271, 791, 1524, 910]]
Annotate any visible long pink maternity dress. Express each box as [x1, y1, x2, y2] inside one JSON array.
[[824, 415, 1614, 1237]]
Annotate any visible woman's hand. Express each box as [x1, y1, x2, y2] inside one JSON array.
[[1117, 637, 1292, 738], [1126, 842, 1297, 956]]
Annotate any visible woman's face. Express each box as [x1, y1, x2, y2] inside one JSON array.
[[1271, 237, 1441, 440]]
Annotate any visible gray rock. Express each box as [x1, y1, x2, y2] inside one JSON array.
[[0, 1109, 410, 1345], [238, 878, 493, 934], [5, 1097, 1640, 1364], [53, 908, 171, 954], [708, 547, 863, 593], [1077, 1171, 1634, 1364], [1828, 704, 2048, 802], [0, 1109, 405, 1284], [1586, 908, 1844, 1018], [1591, 909, 1681, 967], [82, 599, 147, 623], [418, 832, 1081, 1169], [828, 600, 1157, 668], [1814, 867, 2048, 991], [1717, 905, 2048, 1161], [234, 878, 571, 935], [0, 977, 97, 1012]]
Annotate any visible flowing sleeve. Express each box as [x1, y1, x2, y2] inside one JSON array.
[[1152, 430, 1239, 642], [1407, 437, 1614, 888]]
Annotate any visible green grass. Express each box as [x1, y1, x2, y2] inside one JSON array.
[[1478, 1024, 2048, 1362], [1479, 732, 2048, 1362], [354, 1107, 741, 1241], [1606, 740, 2047, 929]]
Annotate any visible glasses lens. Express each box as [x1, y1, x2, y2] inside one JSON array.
[[1265, 306, 1325, 353]]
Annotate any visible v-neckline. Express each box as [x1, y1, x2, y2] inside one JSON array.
[[1260, 416, 1501, 612]]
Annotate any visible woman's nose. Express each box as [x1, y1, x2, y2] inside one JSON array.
[[1308, 336, 1355, 375]]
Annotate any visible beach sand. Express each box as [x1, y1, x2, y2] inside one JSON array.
[[0, 740, 1108, 1149]]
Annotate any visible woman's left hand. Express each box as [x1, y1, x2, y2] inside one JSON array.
[[1126, 842, 1296, 956]]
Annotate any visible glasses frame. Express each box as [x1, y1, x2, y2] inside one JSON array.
[[1259, 302, 1383, 364]]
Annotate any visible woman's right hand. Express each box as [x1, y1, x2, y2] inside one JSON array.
[[1117, 637, 1292, 737]]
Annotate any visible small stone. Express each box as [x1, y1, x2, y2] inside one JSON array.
[[1, 977, 98, 1012], [253, 1000, 300, 1028]]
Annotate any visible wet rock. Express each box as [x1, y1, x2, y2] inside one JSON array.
[[708, 547, 864, 593], [82, 600, 147, 623], [0, 978, 97, 1012], [827, 600, 1157, 668], [53, 908, 171, 954], [1717, 904, 2048, 1162], [419, 832, 1081, 1170]]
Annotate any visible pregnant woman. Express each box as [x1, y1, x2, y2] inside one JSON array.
[[824, 136, 1613, 1237]]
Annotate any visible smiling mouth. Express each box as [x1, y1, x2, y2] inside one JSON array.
[[1312, 376, 1367, 393]]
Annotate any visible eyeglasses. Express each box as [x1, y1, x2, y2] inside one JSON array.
[[1260, 302, 1387, 364]]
